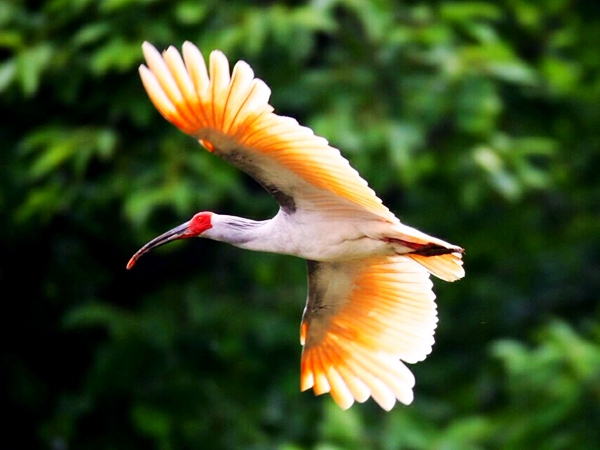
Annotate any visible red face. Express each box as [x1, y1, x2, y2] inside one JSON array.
[[126, 211, 213, 269], [186, 211, 214, 236]]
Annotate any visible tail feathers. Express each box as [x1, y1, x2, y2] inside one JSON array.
[[388, 223, 465, 282], [408, 252, 464, 282]]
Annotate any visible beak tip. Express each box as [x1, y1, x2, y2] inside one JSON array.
[[125, 220, 190, 270]]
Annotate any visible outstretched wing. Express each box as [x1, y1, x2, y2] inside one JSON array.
[[300, 256, 438, 410], [139, 42, 397, 221]]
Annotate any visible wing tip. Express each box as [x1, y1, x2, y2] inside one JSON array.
[[300, 336, 417, 411], [140, 41, 276, 144]]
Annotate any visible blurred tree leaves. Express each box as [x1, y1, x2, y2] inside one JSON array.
[[491, 321, 600, 449], [2, 0, 600, 449]]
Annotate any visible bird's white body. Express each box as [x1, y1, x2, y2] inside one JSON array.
[[206, 211, 410, 261], [129, 41, 465, 411]]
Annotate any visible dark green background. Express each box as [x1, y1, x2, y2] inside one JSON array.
[[2, 0, 599, 449]]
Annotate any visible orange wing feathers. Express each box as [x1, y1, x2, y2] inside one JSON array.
[[300, 256, 438, 410], [140, 41, 397, 222]]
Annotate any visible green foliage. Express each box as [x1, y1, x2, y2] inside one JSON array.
[[2, 0, 599, 449], [491, 321, 600, 449]]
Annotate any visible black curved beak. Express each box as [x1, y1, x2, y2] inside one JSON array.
[[126, 220, 190, 269]]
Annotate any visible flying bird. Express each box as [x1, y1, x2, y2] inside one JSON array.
[[127, 41, 464, 411]]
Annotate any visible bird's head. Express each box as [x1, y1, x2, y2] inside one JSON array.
[[126, 211, 214, 269]]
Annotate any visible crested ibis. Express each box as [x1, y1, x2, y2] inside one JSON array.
[[127, 42, 464, 411]]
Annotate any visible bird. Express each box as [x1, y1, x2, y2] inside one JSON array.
[[127, 41, 465, 411]]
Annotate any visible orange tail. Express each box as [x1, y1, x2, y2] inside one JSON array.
[[408, 252, 464, 282], [388, 224, 465, 282]]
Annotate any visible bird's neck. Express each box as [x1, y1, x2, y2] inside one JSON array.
[[204, 214, 274, 250]]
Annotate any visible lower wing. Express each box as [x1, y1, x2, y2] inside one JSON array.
[[300, 256, 439, 410]]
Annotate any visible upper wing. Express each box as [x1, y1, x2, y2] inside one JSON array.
[[300, 256, 438, 410], [139, 42, 397, 221]]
